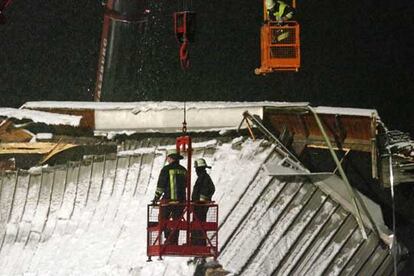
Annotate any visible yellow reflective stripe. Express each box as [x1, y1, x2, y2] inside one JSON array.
[[170, 169, 185, 175], [200, 195, 209, 201], [275, 1, 287, 20], [168, 169, 185, 200], [169, 170, 176, 200], [277, 31, 289, 41]]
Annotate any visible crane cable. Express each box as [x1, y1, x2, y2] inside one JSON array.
[[179, 0, 192, 11], [178, 0, 192, 133], [182, 100, 187, 133]]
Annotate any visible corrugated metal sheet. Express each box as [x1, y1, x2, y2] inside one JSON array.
[[0, 136, 394, 275], [218, 176, 393, 275]]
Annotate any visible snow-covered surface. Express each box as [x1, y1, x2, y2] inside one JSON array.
[[20, 102, 381, 135], [95, 127, 241, 139], [22, 101, 379, 118], [0, 136, 393, 275], [0, 108, 82, 126], [22, 101, 310, 111], [24, 101, 290, 133], [314, 106, 379, 117], [35, 133, 54, 140], [265, 162, 394, 246], [93, 104, 265, 132], [0, 138, 274, 275]]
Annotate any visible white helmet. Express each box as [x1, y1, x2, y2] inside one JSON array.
[[265, 0, 276, 9], [194, 158, 211, 169]]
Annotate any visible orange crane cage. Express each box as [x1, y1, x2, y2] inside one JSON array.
[[255, 0, 300, 74], [147, 136, 219, 261]]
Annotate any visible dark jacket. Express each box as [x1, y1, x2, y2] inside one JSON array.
[[154, 161, 187, 202], [192, 170, 215, 202], [268, 1, 295, 21]]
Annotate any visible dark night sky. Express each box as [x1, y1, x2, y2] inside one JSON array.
[[0, 0, 413, 134]]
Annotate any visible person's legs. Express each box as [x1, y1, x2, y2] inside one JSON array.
[[161, 205, 171, 244], [169, 205, 184, 245], [192, 206, 208, 246]]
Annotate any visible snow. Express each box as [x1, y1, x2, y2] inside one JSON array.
[[0, 133, 394, 275], [0, 107, 81, 126], [118, 139, 218, 156], [315, 106, 379, 117], [96, 127, 241, 138], [22, 101, 310, 111], [0, 137, 271, 275], [35, 133, 54, 140], [22, 101, 381, 118], [18, 102, 382, 135]]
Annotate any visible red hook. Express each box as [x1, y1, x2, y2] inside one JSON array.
[[179, 39, 190, 70]]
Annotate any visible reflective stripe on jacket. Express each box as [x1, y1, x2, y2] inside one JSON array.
[[155, 161, 187, 201], [169, 168, 186, 200], [274, 1, 287, 20], [270, 1, 293, 21]]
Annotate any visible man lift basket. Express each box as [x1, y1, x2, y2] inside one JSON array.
[[255, 0, 301, 74], [147, 135, 219, 261]]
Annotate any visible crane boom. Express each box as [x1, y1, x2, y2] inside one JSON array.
[[0, 0, 13, 24]]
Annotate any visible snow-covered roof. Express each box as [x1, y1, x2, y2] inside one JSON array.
[[20, 102, 381, 136], [315, 106, 379, 117], [0, 107, 81, 126], [22, 101, 379, 117], [22, 101, 310, 111], [22, 101, 311, 134], [0, 136, 393, 275]]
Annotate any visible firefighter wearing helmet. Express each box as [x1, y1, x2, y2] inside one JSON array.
[[265, 0, 295, 23], [191, 158, 215, 245], [153, 148, 187, 245]]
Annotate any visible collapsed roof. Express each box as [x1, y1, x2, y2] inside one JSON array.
[[0, 136, 395, 275], [0, 101, 409, 275]]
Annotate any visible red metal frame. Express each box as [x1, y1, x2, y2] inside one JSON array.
[[147, 203, 219, 258], [255, 0, 300, 74], [147, 136, 219, 260], [255, 21, 300, 74]]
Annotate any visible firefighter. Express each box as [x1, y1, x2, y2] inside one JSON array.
[[153, 148, 187, 245], [191, 158, 215, 246], [265, 0, 295, 23]]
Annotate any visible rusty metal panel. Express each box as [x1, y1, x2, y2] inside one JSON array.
[[265, 110, 375, 152]]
